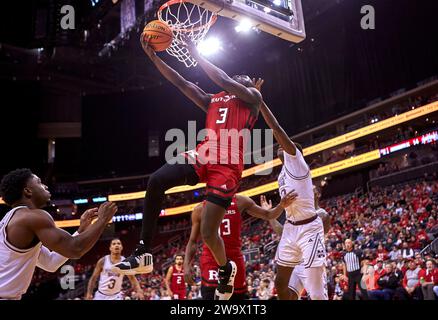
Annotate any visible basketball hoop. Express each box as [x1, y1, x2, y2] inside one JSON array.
[[158, 0, 217, 67]]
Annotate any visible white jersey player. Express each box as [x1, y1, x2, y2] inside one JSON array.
[[287, 208, 329, 300], [86, 238, 144, 300], [267, 186, 331, 300], [0, 169, 117, 300], [257, 86, 327, 300]]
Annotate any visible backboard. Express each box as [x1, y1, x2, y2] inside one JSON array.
[[189, 0, 306, 43]]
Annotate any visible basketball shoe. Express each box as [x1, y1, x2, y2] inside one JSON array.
[[111, 241, 153, 275], [214, 260, 237, 300]]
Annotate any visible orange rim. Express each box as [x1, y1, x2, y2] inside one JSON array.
[[158, 0, 217, 33]]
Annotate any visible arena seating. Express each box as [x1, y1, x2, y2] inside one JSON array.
[[23, 176, 438, 300]]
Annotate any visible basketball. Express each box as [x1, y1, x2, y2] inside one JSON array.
[[142, 20, 173, 52]]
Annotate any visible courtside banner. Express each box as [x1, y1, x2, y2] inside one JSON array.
[[304, 101, 438, 156], [311, 150, 381, 178], [55, 150, 382, 227], [106, 102, 438, 202]]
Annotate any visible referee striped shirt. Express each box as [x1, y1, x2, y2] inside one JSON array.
[[343, 250, 363, 273]]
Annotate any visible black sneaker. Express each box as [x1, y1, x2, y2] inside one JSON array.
[[111, 241, 153, 275], [214, 260, 237, 300]]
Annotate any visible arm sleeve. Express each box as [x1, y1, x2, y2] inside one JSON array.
[[36, 231, 78, 272]]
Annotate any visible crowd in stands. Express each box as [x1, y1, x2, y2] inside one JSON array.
[[21, 86, 438, 300], [47, 85, 438, 215], [373, 147, 438, 179], [307, 91, 438, 148], [23, 177, 431, 300]]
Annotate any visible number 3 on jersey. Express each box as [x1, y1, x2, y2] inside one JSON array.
[[108, 279, 116, 289], [219, 218, 231, 236], [216, 108, 228, 124]]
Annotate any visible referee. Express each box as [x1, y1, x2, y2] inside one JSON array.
[[342, 239, 369, 300]]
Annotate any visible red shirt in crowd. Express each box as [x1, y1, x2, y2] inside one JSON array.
[[418, 268, 438, 285]]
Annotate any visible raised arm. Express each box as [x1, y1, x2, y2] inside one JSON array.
[[260, 101, 298, 156], [85, 257, 104, 300], [185, 40, 262, 109], [236, 192, 297, 221], [184, 204, 202, 285], [141, 35, 211, 112], [30, 202, 117, 259], [36, 208, 101, 272]]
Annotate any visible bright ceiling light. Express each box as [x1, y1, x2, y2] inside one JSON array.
[[235, 19, 253, 33], [197, 37, 221, 56]]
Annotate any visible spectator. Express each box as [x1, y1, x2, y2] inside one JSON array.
[[388, 246, 402, 261], [149, 289, 160, 300], [256, 279, 272, 300], [418, 260, 438, 300], [368, 263, 401, 300], [160, 289, 172, 300], [401, 242, 414, 259], [362, 258, 376, 291], [376, 244, 389, 261], [374, 258, 386, 284], [395, 259, 422, 300], [332, 274, 345, 300]]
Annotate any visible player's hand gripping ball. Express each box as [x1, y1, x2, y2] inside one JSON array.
[[142, 20, 173, 52]]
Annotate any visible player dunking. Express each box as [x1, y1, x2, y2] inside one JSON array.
[[184, 192, 297, 300], [114, 35, 263, 299], [164, 254, 187, 300], [266, 186, 331, 300], [0, 168, 117, 300], [255, 79, 327, 300], [85, 238, 144, 300]]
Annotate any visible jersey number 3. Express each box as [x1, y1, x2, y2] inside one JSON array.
[[216, 108, 228, 124], [108, 279, 116, 289], [220, 218, 231, 236]]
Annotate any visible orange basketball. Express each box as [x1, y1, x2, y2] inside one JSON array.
[[142, 20, 173, 52]]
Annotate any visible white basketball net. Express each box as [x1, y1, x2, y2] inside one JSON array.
[[158, 0, 217, 67]]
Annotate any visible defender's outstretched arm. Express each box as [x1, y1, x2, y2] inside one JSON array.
[[253, 79, 298, 156], [260, 101, 298, 156], [236, 193, 297, 221], [184, 41, 262, 109], [141, 35, 211, 112]]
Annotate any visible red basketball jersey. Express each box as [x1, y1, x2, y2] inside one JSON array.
[[201, 197, 242, 259], [170, 265, 185, 292], [197, 92, 258, 172]]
